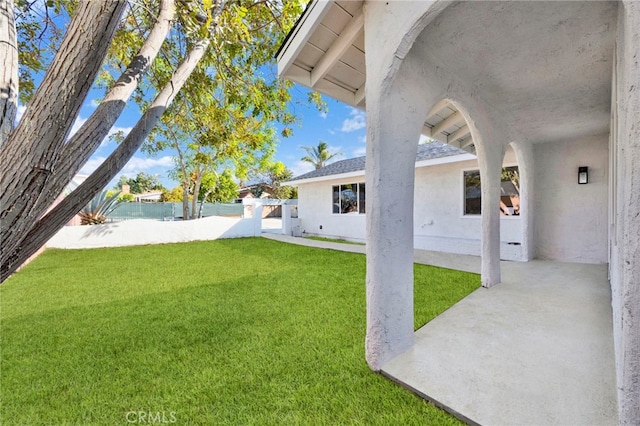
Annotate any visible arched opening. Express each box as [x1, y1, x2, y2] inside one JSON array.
[[413, 100, 526, 262]]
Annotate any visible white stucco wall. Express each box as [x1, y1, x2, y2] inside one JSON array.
[[533, 135, 609, 263], [47, 216, 259, 249], [297, 175, 367, 243], [612, 4, 640, 422], [297, 149, 524, 260]]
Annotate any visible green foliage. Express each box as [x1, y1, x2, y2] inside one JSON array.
[[256, 161, 297, 199], [160, 186, 186, 202], [78, 190, 124, 225], [115, 172, 165, 194], [199, 170, 238, 203], [134, 0, 317, 208], [106, 189, 134, 202], [14, 0, 74, 103], [1, 238, 476, 424], [301, 141, 343, 170]]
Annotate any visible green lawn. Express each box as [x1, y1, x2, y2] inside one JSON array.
[[305, 236, 365, 245], [0, 238, 479, 425]]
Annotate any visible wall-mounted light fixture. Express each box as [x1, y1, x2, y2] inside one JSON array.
[[578, 166, 588, 184]]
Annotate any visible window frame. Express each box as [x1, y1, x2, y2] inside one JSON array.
[[332, 182, 366, 215], [461, 163, 520, 218]]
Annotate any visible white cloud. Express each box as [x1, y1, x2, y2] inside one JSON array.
[[122, 156, 174, 173], [341, 108, 366, 132], [353, 146, 366, 157], [90, 99, 101, 108], [320, 111, 328, 119], [359, 134, 367, 144], [79, 156, 106, 175], [80, 155, 174, 178], [67, 114, 133, 147], [290, 160, 315, 178], [69, 116, 88, 138], [15, 105, 26, 125]]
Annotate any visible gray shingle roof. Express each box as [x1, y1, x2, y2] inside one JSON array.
[[288, 141, 469, 183]]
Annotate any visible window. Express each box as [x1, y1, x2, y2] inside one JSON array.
[[464, 166, 520, 216], [332, 183, 365, 214]]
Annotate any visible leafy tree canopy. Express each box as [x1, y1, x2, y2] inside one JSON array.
[[0, 0, 325, 281], [115, 172, 165, 194]]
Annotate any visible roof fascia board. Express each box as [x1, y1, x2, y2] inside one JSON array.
[[287, 170, 365, 186], [288, 153, 476, 186], [415, 152, 477, 168], [277, 0, 335, 78]]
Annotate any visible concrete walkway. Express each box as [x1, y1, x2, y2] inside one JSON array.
[[262, 234, 618, 425], [261, 233, 480, 273]]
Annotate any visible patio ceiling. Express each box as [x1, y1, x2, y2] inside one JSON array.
[[278, 1, 617, 151], [276, 0, 474, 152], [273, 1, 485, 153]]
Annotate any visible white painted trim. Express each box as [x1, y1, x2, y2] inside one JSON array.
[[460, 162, 520, 218], [310, 7, 364, 86], [414, 152, 476, 169], [277, 0, 335, 77], [288, 153, 476, 186], [287, 170, 365, 186]]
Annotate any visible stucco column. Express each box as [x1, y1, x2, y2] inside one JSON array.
[[616, 2, 640, 423], [281, 202, 291, 235], [510, 141, 535, 261], [252, 201, 263, 236], [473, 123, 507, 288], [364, 55, 438, 370]]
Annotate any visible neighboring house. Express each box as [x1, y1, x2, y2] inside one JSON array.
[[288, 141, 539, 262], [133, 191, 163, 202], [238, 185, 281, 218], [237, 183, 275, 200], [277, 1, 639, 424]]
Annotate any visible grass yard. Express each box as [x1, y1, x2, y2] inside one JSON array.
[[304, 236, 365, 245], [0, 238, 479, 425]]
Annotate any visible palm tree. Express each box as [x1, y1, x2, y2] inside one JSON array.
[[301, 141, 343, 169]]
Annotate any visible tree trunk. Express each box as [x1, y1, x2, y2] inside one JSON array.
[[0, 0, 127, 267], [182, 182, 190, 220], [1, 38, 212, 282], [191, 169, 203, 220], [0, 0, 18, 147], [31, 0, 175, 229]]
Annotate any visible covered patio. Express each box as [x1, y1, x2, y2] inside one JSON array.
[[383, 260, 617, 425], [265, 234, 618, 424], [278, 1, 640, 424]]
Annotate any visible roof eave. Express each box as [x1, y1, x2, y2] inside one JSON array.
[[276, 0, 335, 80]]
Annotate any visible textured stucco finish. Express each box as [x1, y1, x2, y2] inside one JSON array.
[[47, 216, 260, 249], [353, 0, 636, 421], [295, 149, 525, 259], [613, 3, 640, 423], [534, 135, 609, 263]]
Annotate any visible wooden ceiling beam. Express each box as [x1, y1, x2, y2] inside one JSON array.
[[431, 111, 464, 136], [310, 7, 364, 87], [447, 124, 471, 143]]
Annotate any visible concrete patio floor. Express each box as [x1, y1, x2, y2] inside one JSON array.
[[262, 234, 618, 425], [382, 261, 618, 426]]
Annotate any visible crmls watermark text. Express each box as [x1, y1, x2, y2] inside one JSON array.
[[125, 411, 177, 424]]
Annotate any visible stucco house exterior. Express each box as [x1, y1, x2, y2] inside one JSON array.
[[277, 1, 639, 424], [288, 140, 610, 264]]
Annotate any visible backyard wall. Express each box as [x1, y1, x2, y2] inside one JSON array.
[[47, 216, 260, 249], [533, 134, 609, 263], [296, 148, 524, 260]]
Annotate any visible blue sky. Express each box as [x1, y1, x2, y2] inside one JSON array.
[[16, 81, 367, 190]]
